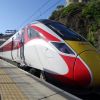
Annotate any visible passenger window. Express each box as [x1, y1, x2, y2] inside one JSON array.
[[16, 33, 20, 39], [28, 28, 39, 39]]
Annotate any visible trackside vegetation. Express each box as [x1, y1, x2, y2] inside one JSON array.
[[49, 0, 100, 50]]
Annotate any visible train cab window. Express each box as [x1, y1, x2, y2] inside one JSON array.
[[41, 20, 86, 41], [28, 28, 40, 39], [52, 42, 74, 55]]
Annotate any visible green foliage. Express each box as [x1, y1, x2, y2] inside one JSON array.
[[49, 10, 58, 20], [56, 5, 64, 10], [82, 0, 100, 20], [49, 1, 100, 49], [49, 5, 64, 20], [61, 3, 85, 17], [50, 3, 85, 20], [82, 0, 100, 32], [87, 29, 95, 45]]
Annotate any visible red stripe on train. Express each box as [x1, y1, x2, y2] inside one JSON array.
[[0, 25, 61, 52], [32, 25, 60, 42], [46, 54, 91, 87]]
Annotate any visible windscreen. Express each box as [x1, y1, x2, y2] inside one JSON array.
[[42, 20, 86, 41], [52, 42, 74, 55]]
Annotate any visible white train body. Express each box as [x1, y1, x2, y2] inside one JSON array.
[[0, 19, 100, 88]]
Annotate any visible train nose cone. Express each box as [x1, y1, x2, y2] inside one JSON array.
[[65, 41, 100, 87], [79, 51, 100, 87]]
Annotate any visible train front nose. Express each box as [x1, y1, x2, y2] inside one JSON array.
[[77, 51, 100, 87], [66, 41, 100, 87]]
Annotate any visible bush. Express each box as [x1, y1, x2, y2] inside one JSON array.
[[61, 3, 85, 17], [82, 0, 100, 32]]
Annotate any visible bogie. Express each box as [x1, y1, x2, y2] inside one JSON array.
[[29, 68, 41, 77]]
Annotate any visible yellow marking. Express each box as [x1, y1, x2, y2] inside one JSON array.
[[0, 70, 6, 74], [65, 41, 96, 54], [0, 69, 28, 100], [65, 40, 100, 87], [0, 84, 27, 100], [0, 75, 13, 83], [79, 51, 100, 86]]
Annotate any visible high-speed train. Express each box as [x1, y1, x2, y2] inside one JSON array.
[[0, 19, 100, 88]]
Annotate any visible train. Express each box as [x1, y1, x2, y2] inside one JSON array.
[[0, 19, 100, 89]]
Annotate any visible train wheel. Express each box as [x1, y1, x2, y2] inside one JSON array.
[[29, 68, 40, 77], [40, 71, 46, 81], [17, 63, 24, 68], [17, 63, 20, 68], [29, 68, 35, 74], [17, 63, 30, 71], [23, 66, 30, 71]]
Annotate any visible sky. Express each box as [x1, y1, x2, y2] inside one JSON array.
[[0, 0, 66, 34]]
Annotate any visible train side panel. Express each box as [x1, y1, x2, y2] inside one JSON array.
[[0, 38, 12, 60], [24, 39, 43, 70], [35, 39, 69, 75]]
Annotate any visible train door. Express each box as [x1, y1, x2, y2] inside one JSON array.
[[11, 37, 14, 60], [16, 33, 20, 59], [14, 33, 21, 62], [11, 37, 19, 61], [20, 30, 25, 64], [25, 27, 42, 69]]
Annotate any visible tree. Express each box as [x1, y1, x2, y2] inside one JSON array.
[[56, 5, 64, 10], [0, 33, 3, 36]]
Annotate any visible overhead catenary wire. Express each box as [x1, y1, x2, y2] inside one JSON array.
[[19, 0, 62, 29], [32, 0, 61, 21], [19, 0, 51, 28]]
